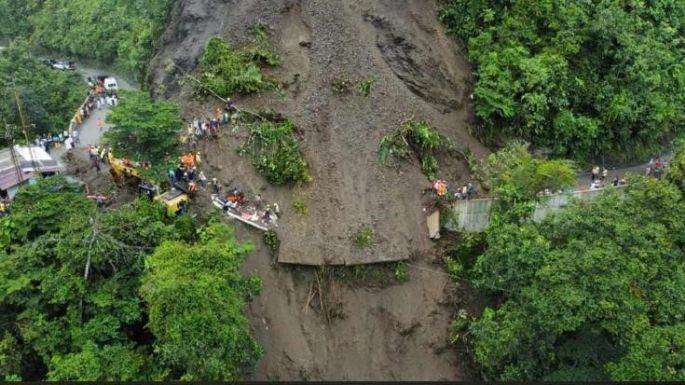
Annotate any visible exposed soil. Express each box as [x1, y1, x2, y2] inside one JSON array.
[[149, 0, 487, 380]]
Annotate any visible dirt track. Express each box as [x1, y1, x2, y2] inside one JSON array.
[[149, 0, 485, 380]]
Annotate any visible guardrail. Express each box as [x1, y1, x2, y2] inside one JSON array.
[[445, 186, 625, 232]]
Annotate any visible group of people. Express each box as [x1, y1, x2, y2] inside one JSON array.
[[589, 165, 611, 190], [645, 157, 667, 178], [34, 132, 73, 154], [589, 157, 667, 190], [87, 144, 111, 174], [168, 152, 205, 195], [183, 99, 238, 147], [212, 182, 280, 227], [433, 179, 477, 200]]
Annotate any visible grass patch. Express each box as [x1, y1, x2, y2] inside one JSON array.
[[378, 119, 453, 180], [327, 261, 410, 287], [198, 31, 280, 97], [263, 229, 280, 259], [352, 226, 374, 248], [359, 78, 377, 97], [292, 196, 308, 215], [239, 119, 311, 185]]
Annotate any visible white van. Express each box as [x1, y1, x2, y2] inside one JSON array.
[[104, 77, 118, 94]]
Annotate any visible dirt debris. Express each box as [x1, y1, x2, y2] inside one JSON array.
[[149, 0, 487, 380]]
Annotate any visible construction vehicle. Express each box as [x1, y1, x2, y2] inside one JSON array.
[[156, 189, 190, 215], [107, 151, 190, 216], [108, 152, 141, 179], [139, 182, 190, 216]]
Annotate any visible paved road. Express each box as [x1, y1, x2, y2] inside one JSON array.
[[52, 65, 135, 160], [576, 153, 673, 189]]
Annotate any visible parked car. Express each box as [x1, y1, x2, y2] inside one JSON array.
[[45, 59, 75, 70]]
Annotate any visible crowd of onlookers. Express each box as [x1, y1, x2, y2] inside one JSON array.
[[589, 157, 666, 190]]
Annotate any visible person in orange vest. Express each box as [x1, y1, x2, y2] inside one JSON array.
[[96, 117, 104, 132]]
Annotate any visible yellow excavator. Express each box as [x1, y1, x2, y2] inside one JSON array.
[[107, 151, 191, 216]]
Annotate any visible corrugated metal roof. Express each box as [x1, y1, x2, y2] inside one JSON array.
[[0, 146, 63, 191]]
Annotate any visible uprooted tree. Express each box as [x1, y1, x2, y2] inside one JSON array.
[[378, 119, 458, 180]]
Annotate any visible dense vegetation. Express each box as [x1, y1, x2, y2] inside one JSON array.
[[0, 0, 174, 80], [105, 90, 181, 171], [199, 33, 280, 97], [474, 142, 576, 222], [447, 145, 685, 381], [239, 119, 310, 185], [0, 42, 85, 137], [0, 176, 262, 380], [440, 0, 685, 161]]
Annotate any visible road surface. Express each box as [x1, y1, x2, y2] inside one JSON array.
[[576, 153, 673, 189], [52, 65, 135, 160]]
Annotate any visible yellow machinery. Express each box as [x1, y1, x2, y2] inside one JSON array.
[[154, 189, 190, 216], [107, 152, 141, 178], [106, 150, 190, 216]]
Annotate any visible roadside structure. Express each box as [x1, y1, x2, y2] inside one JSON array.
[[0, 145, 64, 199]]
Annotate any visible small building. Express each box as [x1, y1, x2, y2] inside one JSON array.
[[0, 145, 65, 199]]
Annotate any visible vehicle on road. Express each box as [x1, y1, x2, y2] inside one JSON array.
[[45, 59, 75, 70], [104, 77, 118, 94]]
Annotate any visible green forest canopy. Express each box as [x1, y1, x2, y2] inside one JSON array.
[[0, 0, 174, 80], [0, 42, 85, 137], [440, 0, 685, 161], [448, 145, 685, 381], [104, 90, 182, 166], [0, 176, 262, 380]]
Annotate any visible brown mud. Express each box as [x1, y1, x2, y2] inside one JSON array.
[[149, 0, 487, 380]]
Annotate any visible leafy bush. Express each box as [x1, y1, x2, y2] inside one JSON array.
[[359, 78, 376, 97], [239, 119, 310, 185], [199, 35, 279, 97], [352, 226, 374, 248], [449, 309, 470, 344], [263, 229, 280, 258], [394, 261, 408, 282], [292, 197, 308, 215], [378, 119, 452, 180], [478, 142, 576, 222], [439, 0, 685, 161]]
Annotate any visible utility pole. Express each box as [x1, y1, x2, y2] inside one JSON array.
[[4, 122, 24, 186], [12, 77, 41, 174]]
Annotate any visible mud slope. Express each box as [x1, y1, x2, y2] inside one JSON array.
[[150, 0, 487, 266], [149, 0, 485, 380]]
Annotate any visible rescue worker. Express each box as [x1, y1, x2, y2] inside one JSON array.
[[211, 178, 220, 195]]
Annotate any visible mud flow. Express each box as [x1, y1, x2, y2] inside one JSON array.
[[149, 0, 487, 380]]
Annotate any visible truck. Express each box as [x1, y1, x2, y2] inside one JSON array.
[[103, 77, 118, 95]]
